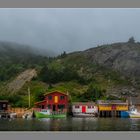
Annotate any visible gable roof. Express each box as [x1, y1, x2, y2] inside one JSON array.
[[0, 100, 8, 103], [34, 100, 46, 105], [44, 90, 68, 96]]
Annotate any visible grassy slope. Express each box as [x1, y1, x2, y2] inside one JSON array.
[[16, 80, 88, 107]]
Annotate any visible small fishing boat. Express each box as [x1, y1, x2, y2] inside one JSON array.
[[34, 109, 66, 118], [10, 113, 17, 119], [128, 106, 140, 118], [22, 113, 32, 119]]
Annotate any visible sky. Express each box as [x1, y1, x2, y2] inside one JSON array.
[[0, 8, 140, 55]]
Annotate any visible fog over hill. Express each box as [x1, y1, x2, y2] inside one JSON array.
[[0, 41, 50, 82], [1, 37, 140, 80], [0, 41, 56, 56]]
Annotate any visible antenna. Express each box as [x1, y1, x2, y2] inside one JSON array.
[[130, 96, 132, 106], [67, 91, 69, 95], [28, 87, 31, 108]]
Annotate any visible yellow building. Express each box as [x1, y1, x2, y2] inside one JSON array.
[[97, 100, 129, 117]]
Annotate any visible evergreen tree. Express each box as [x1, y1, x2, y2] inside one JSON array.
[[79, 84, 105, 102], [128, 37, 135, 43], [60, 51, 67, 58]]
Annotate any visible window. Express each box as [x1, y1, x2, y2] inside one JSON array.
[[48, 96, 52, 100], [75, 105, 79, 109], [88, 106, 91, 109], [60, 96, 65, 100], [3, 104, 6, 107], [42, 105, 45, 109]]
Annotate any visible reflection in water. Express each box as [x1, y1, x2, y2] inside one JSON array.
[[129, 118, 140, 131], [50, 119, 62, 131], [0, 117, 140, 131]]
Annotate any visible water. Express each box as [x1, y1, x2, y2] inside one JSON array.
[[0, 117, 140, 131]]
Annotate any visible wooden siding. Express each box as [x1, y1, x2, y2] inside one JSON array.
[[99, 106, 112, 111], [116, 106, 128, 111], [98, 105, 128, 111], [72, 104, 98, 113], [35, 91, 68, 112]]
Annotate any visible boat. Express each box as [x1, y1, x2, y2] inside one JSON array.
[[34, 109, 66, 118], [128, 106, 140, 118], [72, 112, 96, 117], [10, 113, 17, 119], [22, 112, 32, 119]]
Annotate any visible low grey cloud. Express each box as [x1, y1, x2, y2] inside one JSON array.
[[0, 8, 140, 55]]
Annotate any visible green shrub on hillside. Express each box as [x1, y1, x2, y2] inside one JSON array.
[[78, 84, 106, 102], [38, 65, 86, 84]]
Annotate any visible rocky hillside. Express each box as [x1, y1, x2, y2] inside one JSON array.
[[52, 38, 140, 96], [7, 69, 37, 93], [83, 39, 140, 81]]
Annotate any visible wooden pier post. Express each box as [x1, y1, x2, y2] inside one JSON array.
[[111, 111, 113, 117], [103, 111, 104, 117]]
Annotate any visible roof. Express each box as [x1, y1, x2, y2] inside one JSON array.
[[0, 100, 8, 103], [97, 100, 128, 105], [44, 90, 68, 96], [34, 100, 46, 105], [72, 102, 95, 106]]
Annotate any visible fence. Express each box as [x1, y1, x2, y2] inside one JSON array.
[[7, 107, 28, 118]]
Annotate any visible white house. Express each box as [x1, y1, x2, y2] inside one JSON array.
[[72, 102, 98, 117]]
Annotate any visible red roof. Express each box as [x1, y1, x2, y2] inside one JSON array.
[[34, 100, 46, 105], [44, 90, 68, 96]]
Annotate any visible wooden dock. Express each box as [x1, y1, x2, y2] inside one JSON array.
[[0, 107, 34, 118], [7, 107, 28, 118], [0, 111, 10, 118]]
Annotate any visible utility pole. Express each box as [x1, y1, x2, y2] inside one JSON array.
[[28, 87, 31, 108]]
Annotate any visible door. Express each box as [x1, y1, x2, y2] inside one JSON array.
[[53, 105, 56, 111], [112, 105, 116, 110], [82, 106, 86, 113], [54, 96, 58, 103]]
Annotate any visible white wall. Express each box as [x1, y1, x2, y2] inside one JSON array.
[[72, 105, 98, 113], [72, 106, 82, 113]]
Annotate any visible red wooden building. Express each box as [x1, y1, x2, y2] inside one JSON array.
[[34, 91, 68, 113]]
